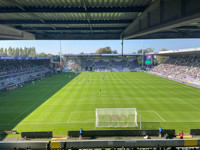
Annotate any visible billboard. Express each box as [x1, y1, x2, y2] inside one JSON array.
[[144, 55, 153, 67]]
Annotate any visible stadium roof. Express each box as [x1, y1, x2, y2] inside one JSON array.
[[63, 54, 142, 57], [0, 0, 200, 40], [148, 47, 200, 56]]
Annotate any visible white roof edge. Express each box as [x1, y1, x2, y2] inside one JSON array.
[[148, 47, 200, 55]]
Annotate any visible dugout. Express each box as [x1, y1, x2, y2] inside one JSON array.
[[21, 131, 53, 138], [68, 129, 175, 138]]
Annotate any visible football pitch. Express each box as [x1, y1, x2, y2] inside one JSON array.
[[0, 72, 200, 137]]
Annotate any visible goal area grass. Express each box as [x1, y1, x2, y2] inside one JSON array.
[[0, 72, 200, 137]]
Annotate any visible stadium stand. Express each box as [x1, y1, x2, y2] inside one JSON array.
[[151, 55, 200, 85], [129, 58, 140, 71], [111, 59, 127, 72], [63, 54, 140, 72], [94, 60, 110, 72], [0, 58, 54, 91], [64, 59, 82, 72], [85, 60, 93, 71]]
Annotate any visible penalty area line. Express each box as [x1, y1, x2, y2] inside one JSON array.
[[2, 121, 200, 126], [66, 112, 73, 123], [175, 98, 200, 111], [138, 111, 166, 122], [153, 111, 166, 122], [66, 111, 95, 123]]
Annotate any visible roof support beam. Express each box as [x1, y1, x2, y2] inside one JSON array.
[[82, 0, 93, 34], [17, 27, 125, 31], [121, 0, 200, 39], [4, 0, 58, 31], [35, 32, 120, 40], [133, 31, 200, 39], [0, 20, 132, 24], [0, 24, 35, 40], [0, 6, 146, 13], [5, 0, 45, 23]]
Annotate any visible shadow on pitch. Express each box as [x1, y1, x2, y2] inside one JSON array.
[[0, 72, 80, 140]]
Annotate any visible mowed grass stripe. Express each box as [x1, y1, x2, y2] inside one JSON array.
[[0, 72, 200, 136]]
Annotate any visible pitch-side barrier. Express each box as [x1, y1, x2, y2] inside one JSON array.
[[0, 139, 200, 149], [68, 129, 175, 138]]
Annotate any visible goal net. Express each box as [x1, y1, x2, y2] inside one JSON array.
[[95, 108, 138, 128]]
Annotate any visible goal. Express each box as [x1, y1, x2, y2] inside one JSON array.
[[95, 108, 138, 128]]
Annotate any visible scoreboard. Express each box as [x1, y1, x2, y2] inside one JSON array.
[[145, 60, 151, 65], [144, 55, 153, 66]]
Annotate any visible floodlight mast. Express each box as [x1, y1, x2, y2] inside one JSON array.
[[142, 40, 144, 70], [60, 40, 62, 72], [121, 37, 124, 56]]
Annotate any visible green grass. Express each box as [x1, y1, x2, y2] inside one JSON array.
[[0, 72, 200, 137]]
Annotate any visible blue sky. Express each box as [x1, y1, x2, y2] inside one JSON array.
[[0, 39, 200, 55]]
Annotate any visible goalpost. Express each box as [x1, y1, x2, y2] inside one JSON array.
[[95, 108, 138, 128]]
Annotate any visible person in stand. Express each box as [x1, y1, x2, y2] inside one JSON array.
[[79, 128, 83, 139], [179, 131, 184, 139], [159, 126, 162, 137]]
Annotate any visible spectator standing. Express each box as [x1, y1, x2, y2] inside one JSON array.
[[179, 131, 184, 139], [159, 127, 162, 137], [79, 128, 83, 139]]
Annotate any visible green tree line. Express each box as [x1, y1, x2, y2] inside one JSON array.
[[0, 47, 55, 57]]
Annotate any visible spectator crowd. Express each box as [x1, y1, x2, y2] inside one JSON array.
[[0, 59, 53, 91], [0, 60, 50, 75], [151, 55, 200, 83]]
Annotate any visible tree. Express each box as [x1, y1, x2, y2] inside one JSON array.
[[0, 46, 58, 59], [95, 46, 118, 54], [37, 52, 46, 57], [112, 50, 118, 54], [46, 53, 53, 57], [29, 47, 36, 57], [4, 48, 7, 56], [137, 48, 154, 54], [27, 48, 32, 56], [95, 46, 112, 54], [15, 48, 20, 56], [23, 47, 28, 56], [0, 48, 3, 56], [19, 48, 23, 56], [156, 48, 168, 64], [8, 47, 12, 56], [12, 48, 16, 56]]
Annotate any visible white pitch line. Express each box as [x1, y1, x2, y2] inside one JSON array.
[[153, 111, 166, 122], [66, 112, 73, 123], [66, 121, 94, 124], [66, 111, 95, 123], [138, 111, 155, 112], [140, 121, 200, 123], [175, 98, 200, 111], [2, 121, 200, 126]]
